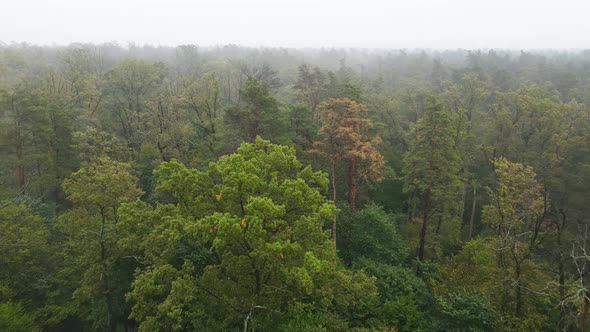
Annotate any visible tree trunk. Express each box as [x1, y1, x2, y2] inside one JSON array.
[[100, 208, 114, 332], [468, 182, 477, 240], [16, 139, 25, 194], [418, 186, 431, 262], [581, 291, 590, 331], [558, 209, 566, 331], [331, 160, 337, 247], [244, 303, 254, 332], [14, 98, 25, 195], [515, 262, 523, 317], [558, 258, 565, 331], [348, 157, 356, 211]]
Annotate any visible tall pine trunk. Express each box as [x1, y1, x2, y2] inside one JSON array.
[[13, 97, 25, 195], [16, 139, 25, 194], [468, 182, 477, 239], [331, 160, 337, 247], [418, 186, 431, 262], [348, 157, 356, 211]]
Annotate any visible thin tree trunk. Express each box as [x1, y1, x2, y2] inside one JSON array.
[[581, 291, 590, 331], [459, 182, 467, 227], [558, 258, 565, 331], [16, 140, 25, 194], [13, 97, 25, 195], [331, 160, 337, 247], [515, 262, 523, 317], [469, 182, 477, 240], [348, 157, 356, 211], [100, 208, 114, 332], [244, 303, 254, 332], [418, 186, 431, 262], [558, 209, 566, 331]]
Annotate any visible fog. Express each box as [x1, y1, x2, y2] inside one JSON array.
[[1, 0, 589, 49]]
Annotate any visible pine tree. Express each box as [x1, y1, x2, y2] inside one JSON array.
[[311, 98, 383, 244], [403, 96, 462, 263]]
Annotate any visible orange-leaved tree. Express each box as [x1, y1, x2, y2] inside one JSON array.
[[311, 98, 384, 244]]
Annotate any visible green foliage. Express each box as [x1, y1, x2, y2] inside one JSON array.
[[403, 96, 463, 260], [127, 138, 378, 331], [403, 95, 462, 205], [58, 156, 143, 330], [1, 46, 590, 331], [103, 57, 165, 150], [224, 78, 286, 144], [278, 303, 329, 332], [435, 292, 496, 331], [337, 205, 432, 331], [288, 102, 318, 153], [359, 260, 431, 330], [338, 204, 408, 266], [0, 203, 48, 281], [0, 202, 52, 326], [61, 156, 143, 209], [0, 302, 40, 332]]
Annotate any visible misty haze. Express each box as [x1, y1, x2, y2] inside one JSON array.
[[1, 1, 590, 331]]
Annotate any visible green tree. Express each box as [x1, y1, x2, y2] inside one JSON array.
[[337, 204, 408, 266], [126, 138, 378, 331], [103, 58, 164, 151], [294, 64, 327, 114], [224, 77, 285, 144], [403, 96, 462, 263], [180, 73, 222, 155], [482, 157, 547, 327], [338, 205, 431, 331], [58, 156, 143, 331], [288, 103, 318, 153], [0, 84, 48, 196], [0, 202, 51, 326]]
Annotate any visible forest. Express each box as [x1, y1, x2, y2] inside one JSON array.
[[0, 43, 589, 331]]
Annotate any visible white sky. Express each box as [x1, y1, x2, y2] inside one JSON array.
[[1, 0, 589, 49]]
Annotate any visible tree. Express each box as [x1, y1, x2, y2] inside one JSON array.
[[403, 96, 462, 263], [224, 78, 285, 144], [482, 157, 547, 325], [288, 103, 318, 152], [486, 86, 590, 329], [239, 62, 281, 90], [103, 58, 164, 151], [180, 73, 222, 155], [337, 204, 408, 267], [311, 98, 384, 244], [337, 205, 431, 331], [58, 156, 143, 331], [0, 202, 51, 326], [0, 84, 48, 196], [126, 138, 377, 331], [294, 64, 327, 114]]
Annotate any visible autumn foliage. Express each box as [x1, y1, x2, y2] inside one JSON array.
[[311, 98, 384, 242]]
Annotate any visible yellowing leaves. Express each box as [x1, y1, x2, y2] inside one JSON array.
[[240, 218, 247, 228], [216, 193, 222, 201]]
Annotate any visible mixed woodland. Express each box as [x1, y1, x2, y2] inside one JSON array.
[[1, 44, 590, 331]]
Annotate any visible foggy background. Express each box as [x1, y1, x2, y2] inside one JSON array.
[[1, 0, 589, 49]]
